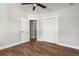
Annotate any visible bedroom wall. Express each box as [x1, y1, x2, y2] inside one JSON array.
[[0, 3, 29, 49], [40, 3, 79, 49], [0, 4, 8, 47]]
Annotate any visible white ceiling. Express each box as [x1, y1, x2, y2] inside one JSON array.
[[21, 3, 72, 16], [43, 3, 70, 11]]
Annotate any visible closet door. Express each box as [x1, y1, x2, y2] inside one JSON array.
[[21, 18, 29, 42], [42, 16, 58, 43]]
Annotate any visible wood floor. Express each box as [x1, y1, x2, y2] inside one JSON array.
[[0, 41, 79, 56]]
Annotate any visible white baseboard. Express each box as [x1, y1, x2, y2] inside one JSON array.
[[56, 43, 79, 50], [47, 41, 79, 50], [0, 41, 27, 50], [39, 40, 79, 50]]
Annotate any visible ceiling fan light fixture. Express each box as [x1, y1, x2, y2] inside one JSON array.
[[33, 4, 37, 7], [21, 3, 46, 11]]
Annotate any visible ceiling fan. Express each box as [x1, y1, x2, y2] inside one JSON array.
[[21, 3, 46, 11]]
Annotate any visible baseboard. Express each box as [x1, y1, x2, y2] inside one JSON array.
[[47, 41, 79, 50], [56, 42, 79, 50], [0, 41, 27, 50], [39, 40, 79, 50]]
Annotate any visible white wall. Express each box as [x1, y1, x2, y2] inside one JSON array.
[[58, 4, 79, 47], [40, 4, 79, 49], [7, 3, 30, 43], [0, 3, 29, 48], [0, 4, 8, 46]]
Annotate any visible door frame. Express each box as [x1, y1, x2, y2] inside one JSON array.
[[41, 15, 58, 43], [28, 18, 39, 42]]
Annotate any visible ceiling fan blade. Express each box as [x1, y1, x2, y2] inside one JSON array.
[[37, 3, 46, 8], [21, 3, 33, 5], [33, 6, 36, 11]]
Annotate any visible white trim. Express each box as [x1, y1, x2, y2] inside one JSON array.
[[0, 41, 27, 50], [41, 15, 59, 20], [28, 18, 39, 20], [38, 40, 79, 50], [56, 42, 79, 50], [47, 41, 79, 50]]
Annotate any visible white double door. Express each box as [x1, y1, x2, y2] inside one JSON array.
[[42, 16, 58, 43]]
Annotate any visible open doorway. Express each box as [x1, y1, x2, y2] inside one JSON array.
[[30, 20, 37, 42]]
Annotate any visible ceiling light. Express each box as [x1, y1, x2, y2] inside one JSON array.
[[33, 4, 37, 6]]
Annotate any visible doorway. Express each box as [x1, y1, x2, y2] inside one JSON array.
[[30, 20, 37, 42]]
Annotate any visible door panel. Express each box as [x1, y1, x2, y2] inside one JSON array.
[[42, 17, 58, 43], [21, 18, 29, 42]]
